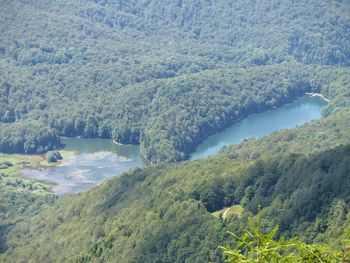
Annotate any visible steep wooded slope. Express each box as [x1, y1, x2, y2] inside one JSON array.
[[1, 0, 349, 162], [1, 143, 349, 262]]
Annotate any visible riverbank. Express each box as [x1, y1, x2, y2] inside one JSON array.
[[113, 138, 123, 145], [0, 150, 76, 178], [190, 95, 326, 160], [112, 138, 152, 164], [2, 95, 326, 195], [187, 94, 317, 161], [19, 138, 149, 194]]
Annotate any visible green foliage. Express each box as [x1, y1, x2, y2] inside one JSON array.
[[0, 120, 61, 154], [1, 144, 350, 262], [0, 176, 55, 253], [221, 107, 350, 161], [220, 209, 347, 262], [1, 0, 349, 162], [0, 1, 350, 262], [46, 150, 63, 163], [0, 161, 13, 169]]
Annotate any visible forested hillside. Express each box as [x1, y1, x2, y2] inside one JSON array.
[[1, 1, 350, 262], [1, 143, 349, 262], [1, 85, 350, 262], [1, 0, 350, 162]]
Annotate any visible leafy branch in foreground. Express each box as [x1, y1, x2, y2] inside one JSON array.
[[219, 207, 349, 262]]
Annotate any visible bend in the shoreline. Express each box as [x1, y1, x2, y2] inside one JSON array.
[[305, 92, 330, 102], [112, 138, 123, 145]]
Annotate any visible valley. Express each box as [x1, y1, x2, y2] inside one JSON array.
[[0, 0, 349, 262], [4, 95, 325, 194]]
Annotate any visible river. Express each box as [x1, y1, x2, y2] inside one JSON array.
[[22, 139, 147, 194], [22, 96, 326, 194], [190, 96, 326, 159]]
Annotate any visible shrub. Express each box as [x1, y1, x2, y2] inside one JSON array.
[[46, 150, 63, 163], [0, 161, 13, 169], [220, 207, 348, 262]]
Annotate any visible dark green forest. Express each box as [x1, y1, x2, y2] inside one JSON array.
[[1, 83, 350, 261], [1, 142, 350, 262], [1, 0, 350, 262], [1, 0, 350, 162]]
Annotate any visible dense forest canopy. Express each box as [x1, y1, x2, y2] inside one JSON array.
[[1, 0, 350, 162], [1, 143, 350, 262], [0, 0, 350, 262]]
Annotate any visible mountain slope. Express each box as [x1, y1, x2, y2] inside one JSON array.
[[1, 141, 350, 262], [1, 1, 350, 260], [1, 0, 349, 162]]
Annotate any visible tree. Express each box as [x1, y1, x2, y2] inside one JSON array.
[[46, 150, 63, 163], [219, 207, 348, 262]]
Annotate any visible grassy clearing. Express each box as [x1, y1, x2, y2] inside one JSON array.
[[39, 150, 76, 167], [0, 150, 76, 177], [0, 154, 40, 177], [212, 205, 243, 219]]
